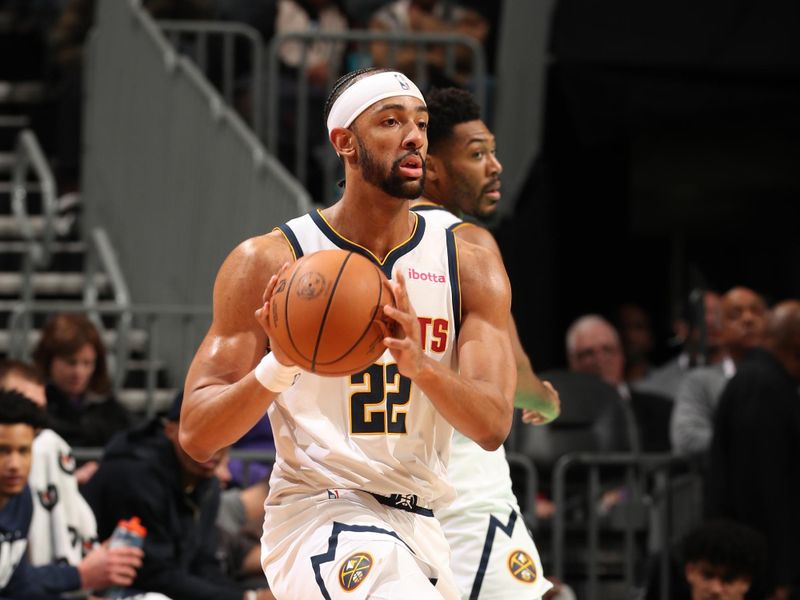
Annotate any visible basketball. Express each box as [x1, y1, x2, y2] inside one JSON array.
[[268, 249, 395, 376]]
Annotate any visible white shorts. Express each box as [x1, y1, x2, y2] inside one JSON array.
[[262, 489, 460, 599], [439, 504, 552, 600]]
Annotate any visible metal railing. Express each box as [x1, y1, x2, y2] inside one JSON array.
[[266, 30, 487, 200], [83, 227, 133, 390], [551, 452, 702, 600], [506, 451, 539, 528], [5, 301, 212, 418], [158, 19, 265, 140], [10, 129, 58, 304]]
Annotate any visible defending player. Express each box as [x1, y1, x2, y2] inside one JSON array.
[[411, 86, 559, 600], [180, 69, 516, 599]]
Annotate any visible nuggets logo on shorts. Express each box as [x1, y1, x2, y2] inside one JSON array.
[[339, 552, 373, 591], [507, 549, 537, 584]]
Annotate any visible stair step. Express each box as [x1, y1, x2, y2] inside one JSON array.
[[0, 272, 108, 296], [0, 81, 45, 103], [0, 115, 29, 128], [124, 358, 168, 372], [0, 152, 14, 171], [0, 240, 85, 253], [0, 327, 149, 355], [0, 215, 76, 239], [117, 387, 177, 414]]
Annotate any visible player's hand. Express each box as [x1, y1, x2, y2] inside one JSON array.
[[521, 381, 560, 425], [383, 269, 427, 379], [255, 263, 295, 367]]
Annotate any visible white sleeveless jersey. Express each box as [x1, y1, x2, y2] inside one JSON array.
[[267, 209, 461, 510], [410, 202, 520, 512]]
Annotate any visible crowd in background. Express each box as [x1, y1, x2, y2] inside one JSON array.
[[2, 285, 799, 598], [2, 1, 800, 599]]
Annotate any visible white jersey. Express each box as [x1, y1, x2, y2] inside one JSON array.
[[267, 209, 461, 510], [410, 202, 518, 508], [411, 202, 551, 599]]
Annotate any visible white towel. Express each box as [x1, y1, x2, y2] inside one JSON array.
[[28, 429, 98, 566]]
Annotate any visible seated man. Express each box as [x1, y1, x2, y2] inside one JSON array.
[[0, 360, 97, 565], [82, 392, 273, 600], [1, 390, 54, 599], [0, 366, 143, 599], [670, 286, 767, 457]]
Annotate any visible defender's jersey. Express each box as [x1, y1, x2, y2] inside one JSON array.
[[267, 209, 461, 510], [410, 202, 518, 509], [411, 202, 552, 599]]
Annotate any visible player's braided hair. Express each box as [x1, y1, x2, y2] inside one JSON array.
[[323, 67, 393, 124], [426, 87, 481, 152]]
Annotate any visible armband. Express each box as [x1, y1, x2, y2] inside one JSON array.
[[254, 353, 301, 393]]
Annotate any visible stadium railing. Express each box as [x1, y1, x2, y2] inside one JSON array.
[[158, 19, 265, 140], [82, 1, 311, 386], [266, 30, 488, 201], [10, 129, 57, 305], [551, 451, 703, 600], [5, 300, 211, 418]]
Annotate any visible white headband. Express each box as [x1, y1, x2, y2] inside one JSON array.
[[326, 71, 425, 135]]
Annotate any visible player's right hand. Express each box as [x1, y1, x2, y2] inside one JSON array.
[[382, 268, 428, 380]]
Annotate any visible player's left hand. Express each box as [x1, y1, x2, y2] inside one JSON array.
[[382, 269, 427, 379], [521, 381, 560, 425]]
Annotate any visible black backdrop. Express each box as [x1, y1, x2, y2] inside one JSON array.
[[498, 0, 800, 370]]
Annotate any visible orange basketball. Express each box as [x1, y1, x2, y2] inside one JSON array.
[[268, 249, 395, 376]]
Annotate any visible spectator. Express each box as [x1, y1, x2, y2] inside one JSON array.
[[268, 0, 350, 201], [1, 390, 59, 599], [216, 477, 270, 588], [645, 519, 767, 600], [82, 392, 273, 600], [0, 360, 96, 567], [567, 314, 673, 453], [636, 290, 724, 400], [615, 302, 656, 383], [276, 0, 348, 87], [671, 287, 768, 457], [0, 390, 142, 599], [708, 300, 800, 598], [368, 0, 489, 88], [32, 313, 130, 448]]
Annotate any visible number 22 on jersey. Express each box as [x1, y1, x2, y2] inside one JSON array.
[[350, 363, 412, 435]]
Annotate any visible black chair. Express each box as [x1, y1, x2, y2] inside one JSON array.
[[509, 370, 632, 473]]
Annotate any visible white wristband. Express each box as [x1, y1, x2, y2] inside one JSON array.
[[254, 353, 301, 393]]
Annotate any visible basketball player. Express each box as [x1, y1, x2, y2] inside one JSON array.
[[412, 87, 557, 600], [180, 68, 516, 599]]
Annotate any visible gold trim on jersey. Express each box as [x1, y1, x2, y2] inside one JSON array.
[[315, 209, 419, 266], [273, 227, 298, 262]]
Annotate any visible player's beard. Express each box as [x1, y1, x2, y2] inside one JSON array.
[[358, 139, 426, 200]]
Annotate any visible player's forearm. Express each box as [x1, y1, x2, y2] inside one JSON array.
[[180, 374, 277, 461], [414, 358, 513, 450]]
